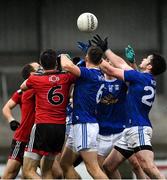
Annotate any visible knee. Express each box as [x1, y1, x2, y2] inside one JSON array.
[[137, 157, 154, 173], [53, 172, 63, 179], [142, 161, 155, 173], [52, 166, 63, 179], [103, 161, 115, 174], [103, 162, 110, 174], [22, 167, 30, 178], [2, 168, 19, 179], [60, 160, 70, 173], [130, 160, 142, 172], [22, 164, 35, 178]]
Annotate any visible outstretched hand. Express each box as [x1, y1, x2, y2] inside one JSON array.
[[125, 45, 135, 63], [91, 34, 108, 52], [77, 40, 92, 54]]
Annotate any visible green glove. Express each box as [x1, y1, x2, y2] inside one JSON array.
[[125, 45, 135, 63]]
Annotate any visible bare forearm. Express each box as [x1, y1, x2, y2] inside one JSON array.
[[61, 54, 81, 76], [2, 101, 16, 123], [100, 60, 113, 76], [61, 56, 75, 71], [129, 62, 138, 70], [100, 60, 124, 80], [2, 109, 15, 122], [105, 49, 131, 70]]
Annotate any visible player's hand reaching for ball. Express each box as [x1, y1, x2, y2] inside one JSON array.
[[77, 40, 92, 54], [125, 45, 135, 63], [91, 34, 108, 52]]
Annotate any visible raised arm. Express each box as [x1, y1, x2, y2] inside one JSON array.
[[100, 59, 125, 80], [91, 34, 133, 71], [61, 54, 81, 77], [125, 45, 138, 70]]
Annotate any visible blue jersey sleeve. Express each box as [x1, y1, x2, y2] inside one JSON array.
[[124, 70, 143, 83]]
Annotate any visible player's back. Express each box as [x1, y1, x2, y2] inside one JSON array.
[[124, 70, 156, 127], [97, 79, 127, 135], [72, 67, 105, 124], [26, 72, 76, 124]]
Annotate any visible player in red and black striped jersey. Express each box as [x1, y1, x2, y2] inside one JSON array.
[[2, 62, 40, 179], [20, 49, 76, 179]]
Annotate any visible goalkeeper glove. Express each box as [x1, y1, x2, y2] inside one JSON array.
[[125, 45, 135, 63]]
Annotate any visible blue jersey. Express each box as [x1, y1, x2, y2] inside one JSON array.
[[72, 67, 105, 124], [66, 103, 73, 125], [124, 70, 156, 127], [97, 79, 127, 135]]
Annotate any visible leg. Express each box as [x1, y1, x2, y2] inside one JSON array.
[[52, 154, 63, 178], [40, 155, 55, 179], [73, 155, 83, 167], [2, 139, 26, 179], [22, 152, 41, 179], [135, 150, 165, 179], [97, 154, 105, 169], [98, 154, 121, 179], [103, 148, 126, 178], [2, 159, 21, 179], [128, 154, 147, 179], [60, 146, 81, 179], [80, 150, 108, 179]]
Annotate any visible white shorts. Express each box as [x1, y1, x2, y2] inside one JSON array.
[[115, 126, 152, 151], [97, 132, 123, 157], [66, 124, 75, 151], [66, 123, 99, 152]]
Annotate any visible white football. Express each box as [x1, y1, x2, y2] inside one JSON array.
[[77, 13, 98, 32]]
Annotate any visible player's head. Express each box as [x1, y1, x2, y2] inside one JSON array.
[[21, 62, 40, 80], [139, 53, 166, 76], [40, 49, 57, 70], [86, 46, 103, 65]]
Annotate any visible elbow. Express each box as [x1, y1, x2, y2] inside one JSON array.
[[20, 85, 24, 91], [61, 64, 69, 71], [20, 84, 27, 91], [2, 107, 5, 116], [2, 106, 8, 117], [62, 62, 75, 72]]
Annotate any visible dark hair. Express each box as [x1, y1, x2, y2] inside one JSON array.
[[87, 46, 103, 65], [40, 49, 57, 70], [21, 63, 35, 80], [72, 57, 81, 65], [150, 53, 166, 76]]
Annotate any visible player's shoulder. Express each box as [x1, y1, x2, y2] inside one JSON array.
[[28, 74, 41, 81], [11, 89, 22, 102], [81, 67, 103, 76]]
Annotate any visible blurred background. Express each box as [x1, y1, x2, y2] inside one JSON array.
[[0, 0, 167, 178]]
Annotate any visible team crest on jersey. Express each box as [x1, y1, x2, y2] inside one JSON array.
[[100, 94, 118, 105], [49, 75, 60, 83]]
